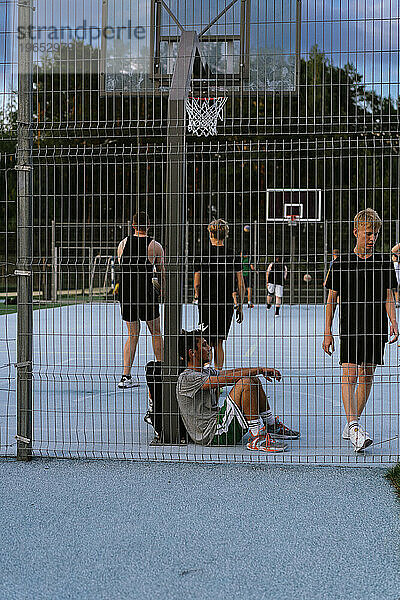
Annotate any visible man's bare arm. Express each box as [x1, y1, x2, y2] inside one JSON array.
[[159, 259, 166, 299], [266, 263, 272, 285], [386, 288, 399, 343], [202, 367, 281, 390], [148, 241, 166, 295], [322, 289, 338, 355], [392, 243, 400, 256], [117, 238, 128, 264], [194, 271, 201, 300]]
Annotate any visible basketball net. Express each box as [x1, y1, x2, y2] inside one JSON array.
[[286, 215, 299, 227], [185, 97, 227, 137]]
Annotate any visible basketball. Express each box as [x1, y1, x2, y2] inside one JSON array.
[[303, 274, 312, 283], [244, 225, 251, 233]]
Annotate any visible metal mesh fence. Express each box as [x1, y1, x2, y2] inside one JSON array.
[[1, 0, 400, 463]]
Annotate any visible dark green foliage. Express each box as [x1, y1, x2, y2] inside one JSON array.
[[1, 43, 399, 296], [385, 464, 400, 498]]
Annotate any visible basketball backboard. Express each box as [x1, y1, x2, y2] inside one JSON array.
[[101, 0, 301, 94], [266, 190, 322, 222]]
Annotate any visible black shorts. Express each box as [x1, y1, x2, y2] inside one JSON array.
[[120, 302, 160, 323], [243, 273, 253, 289], [199, 303, 234, 342], [339, 334, 386, 366]]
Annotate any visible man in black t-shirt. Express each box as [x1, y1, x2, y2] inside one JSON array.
[[194, 219, 245, 369], [323, 209, 398, 452]]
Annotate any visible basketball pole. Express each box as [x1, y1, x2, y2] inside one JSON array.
[[162, 32, 201, 443], [16, 0, 33, 461]]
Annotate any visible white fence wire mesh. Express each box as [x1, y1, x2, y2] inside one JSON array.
[[0, 0, 399, 463]]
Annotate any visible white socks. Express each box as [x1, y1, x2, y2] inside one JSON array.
[[248, 418, 263, 437], [260, 410, 275, 426]]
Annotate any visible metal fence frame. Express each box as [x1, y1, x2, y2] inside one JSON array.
[[0, 0, 399, 463]]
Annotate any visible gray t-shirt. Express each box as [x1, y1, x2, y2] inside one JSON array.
[[176, 367, 219, 445]]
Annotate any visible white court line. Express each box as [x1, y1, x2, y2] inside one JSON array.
[[244, 343, 257, 358]]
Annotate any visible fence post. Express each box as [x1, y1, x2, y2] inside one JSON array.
[[162, 95, 185, 444], [51, 220, 58, 302], [16, 0, 33, 461]]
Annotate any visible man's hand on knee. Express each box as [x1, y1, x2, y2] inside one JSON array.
[[261, 368, 281, 382]]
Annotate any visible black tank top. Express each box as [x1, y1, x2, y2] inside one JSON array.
[[120, 235, 154, 304]]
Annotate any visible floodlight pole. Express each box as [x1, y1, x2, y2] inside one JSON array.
[[162, 32, 200, 443], [16, 0, 33, 461]]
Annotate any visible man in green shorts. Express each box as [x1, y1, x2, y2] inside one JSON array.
[[176, 330, 300, 451]]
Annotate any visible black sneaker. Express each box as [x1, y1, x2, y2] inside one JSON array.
[[266, 304, 272, 310], [118, 375, 139, 389], [266, 417, 300, 439]]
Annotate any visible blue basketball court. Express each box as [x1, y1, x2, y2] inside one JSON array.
[[1, 302, 399, 464]]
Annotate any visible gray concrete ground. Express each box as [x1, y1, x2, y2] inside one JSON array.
[[0, 460, 399, 600]]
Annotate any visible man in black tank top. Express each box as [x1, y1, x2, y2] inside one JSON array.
[[117, 212, 165, 388], [266, 256, 288, 317]]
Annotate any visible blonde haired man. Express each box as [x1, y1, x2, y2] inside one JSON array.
[[194, 219, 245, 369], [323, 209, 398, 452]]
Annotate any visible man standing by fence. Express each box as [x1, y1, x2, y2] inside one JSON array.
[[323, 208, 398, 452], [117, 212, 165, 388]]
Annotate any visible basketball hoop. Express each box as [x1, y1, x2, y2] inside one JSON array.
[[185, 97, 227, 137], [286, 215, 299, 227]]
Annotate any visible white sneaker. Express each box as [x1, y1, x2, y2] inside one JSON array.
[[343, 422, 372, 440], [342, 422, 350, 439], [118, 375, 139, 389], [348, 424, 373, 453]]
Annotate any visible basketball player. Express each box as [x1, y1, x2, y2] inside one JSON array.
[[266, 256, 288, 317], [323, 209, 398, 452], [390, 243, 400, 307], [117, 212, 165, 388], [194, 219, 245, 369]]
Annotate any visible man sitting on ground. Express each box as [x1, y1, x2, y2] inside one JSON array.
[[176, 330, 300, 452]]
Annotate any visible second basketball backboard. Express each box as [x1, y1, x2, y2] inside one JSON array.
[[266, 190, 322, 222], [102, 0, 301, 94]]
